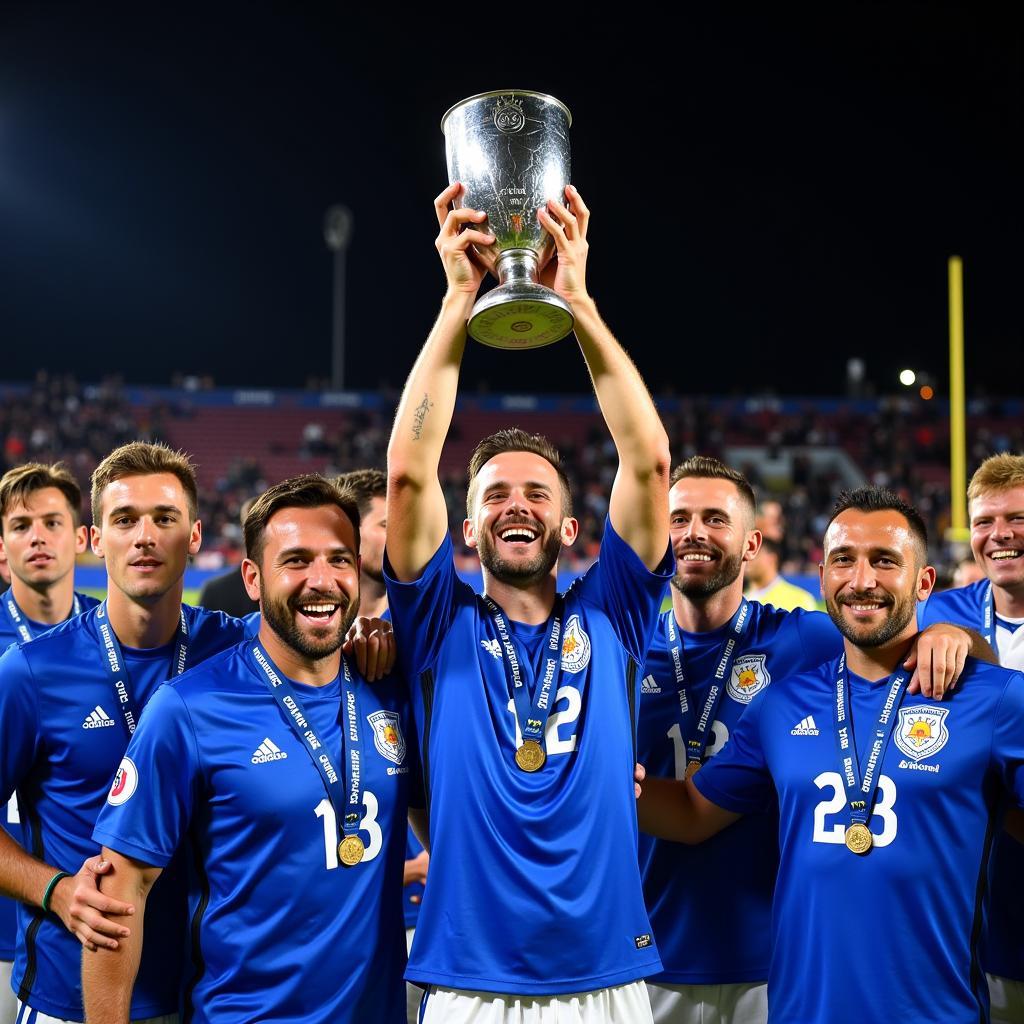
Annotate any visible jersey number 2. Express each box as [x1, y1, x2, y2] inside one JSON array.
[[315, 792, 382, 870], [812, 771, 898, 847], [505, 685, 582, 755]]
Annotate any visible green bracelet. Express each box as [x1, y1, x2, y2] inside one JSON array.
[[41, 870, 70, 913]]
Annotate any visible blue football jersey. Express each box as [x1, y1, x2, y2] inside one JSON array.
[[0, 592, 99, 962], [919, 581, 1024, 983], [694, 655, 1024, 1024], [384, 518, 673, 995], [0, 603, 246, 1020], [637, 604, 841, 983], [93, 641, 418, 1024], [403, 827, 425, 929]]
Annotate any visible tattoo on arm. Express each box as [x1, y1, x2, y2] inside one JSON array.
[[412, 394, 433, 441]]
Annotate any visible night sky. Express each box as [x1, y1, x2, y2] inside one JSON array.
[[0, 8, 1019, 397]]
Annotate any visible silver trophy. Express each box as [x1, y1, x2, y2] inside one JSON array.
[[441, 90, 573, 350]]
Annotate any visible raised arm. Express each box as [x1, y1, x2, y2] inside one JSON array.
[[539, 187, 670, 569], [386, 183, 495, 581], [81, 848, 162, 1024], [637, 775, 742, 844]]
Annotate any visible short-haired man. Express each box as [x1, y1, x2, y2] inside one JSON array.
[[337, 467, 428, 1024], [639, 487, 1019, 1024], [918, 452, 1024, 1022], [744, 536, 818, 612], [0, 463, 100, 1024], [639, 461, 974, 1024], [0, 442, 248, 1023], [385, 184, 672, 1021], [83, 475, 419, 1024]]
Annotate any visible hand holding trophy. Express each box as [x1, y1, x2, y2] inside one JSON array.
[[441, 90, 576, 349]]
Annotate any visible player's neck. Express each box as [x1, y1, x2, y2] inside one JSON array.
[[257, 621, 341, 687], [106, 580, 185, 649], [9, 574, 76, 626], [843, 630, 915, 683], [359, 575, 388, 620], [672, 577, 744, 634], [991, 579, 1024, 619], [483, 572, 558, 626]]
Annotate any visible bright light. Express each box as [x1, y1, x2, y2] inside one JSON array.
[[899, 369, 916, 386], [920, 385, 934, 400]]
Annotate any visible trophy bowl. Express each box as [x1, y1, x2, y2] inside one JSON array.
[[441, 90, 574, 350]]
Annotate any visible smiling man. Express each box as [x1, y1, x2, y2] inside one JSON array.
[[83, 475, 418, 1024], [0, 442, 248, 1024], [638, 487, 1019, 1024], [918, 452, 1024, 1022], [385, 184, 671, 1023], [0, 463, 100, 1024]]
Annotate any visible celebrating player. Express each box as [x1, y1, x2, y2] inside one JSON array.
[[638, 487, 1018, 1024], [917, 453, 1024, 1022], [639, 459, 977, 1024], [83, 475, 419, 1024], [0, 463, 100, 1024], [0, 443, 248, 1023], [384, 183, 672, 1022]]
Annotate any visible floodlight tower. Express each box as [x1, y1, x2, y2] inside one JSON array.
[[324, 205, 353, 391]]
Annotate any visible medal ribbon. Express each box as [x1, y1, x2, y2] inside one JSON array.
[[667, 599, 752, 769], [4, 593, 82, 644], [97, 601, 189, 738], [480, 594, 565, 751], [830, 654, 909, 830], [249, 642, 363, 841], [982, 583, 999, 658]]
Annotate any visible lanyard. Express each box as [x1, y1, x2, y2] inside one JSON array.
[[249, 641, 366, 865], [831, 653, 909, 854], [4, 593, 82, 644], [96, 601, 189, 738], [480, 593, 565, 772], [982, 583, 999, 658], [666, 599, 751, 775]]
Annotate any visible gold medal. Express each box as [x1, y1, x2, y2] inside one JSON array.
[[515, 740, 546, 773], [338, 834, 365, 866], [844, 823, 873, 855], [684, 760, 701, 781]]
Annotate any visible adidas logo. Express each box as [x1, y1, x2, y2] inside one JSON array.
[[251, 738, 288, 764], [641, 674, 662, 694], [83, 706, 116, 729], [791, 716, 820, 736]]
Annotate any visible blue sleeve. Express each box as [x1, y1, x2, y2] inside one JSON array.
[[92, 684, 200, 867], [992, 673, 1024, 808], [0, 646, 41, 805], [692, 688, 774, 814], [795, 609, 843, 669], [576, 517, 673, 663], [383, 534, 467, 677]]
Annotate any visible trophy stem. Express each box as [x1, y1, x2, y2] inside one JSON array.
[[496, 250, 539, 288]]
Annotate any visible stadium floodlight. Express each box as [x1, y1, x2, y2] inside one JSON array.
[[899, 369, 916, 387], [324, 205, 354, 390]]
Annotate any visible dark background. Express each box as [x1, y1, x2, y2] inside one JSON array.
[[0, 7, 1019, 396]]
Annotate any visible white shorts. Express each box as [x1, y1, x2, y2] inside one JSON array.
[[0, 962, 15, 1024], [646, 981, 768, 1024], [988, 973, 1024, 1024], [406, 928, 420, 1024], [13, 1001, 176, 1024], [419, 982, 652, 1024]]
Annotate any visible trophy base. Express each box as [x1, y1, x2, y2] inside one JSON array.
[[468, 284, 574, 350]]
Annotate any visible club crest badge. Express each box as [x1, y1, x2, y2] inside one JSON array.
[[894, 705, 949, 762], [493, 95, 526, 134], [107, 757, 138, 806], [728, 654, 771, 704], [560, 615, 591, 673], [367, 711, 406, 766]]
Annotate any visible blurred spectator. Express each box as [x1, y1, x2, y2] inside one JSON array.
[[745, 537, 819, 611], [952, 556, 986, 589]]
